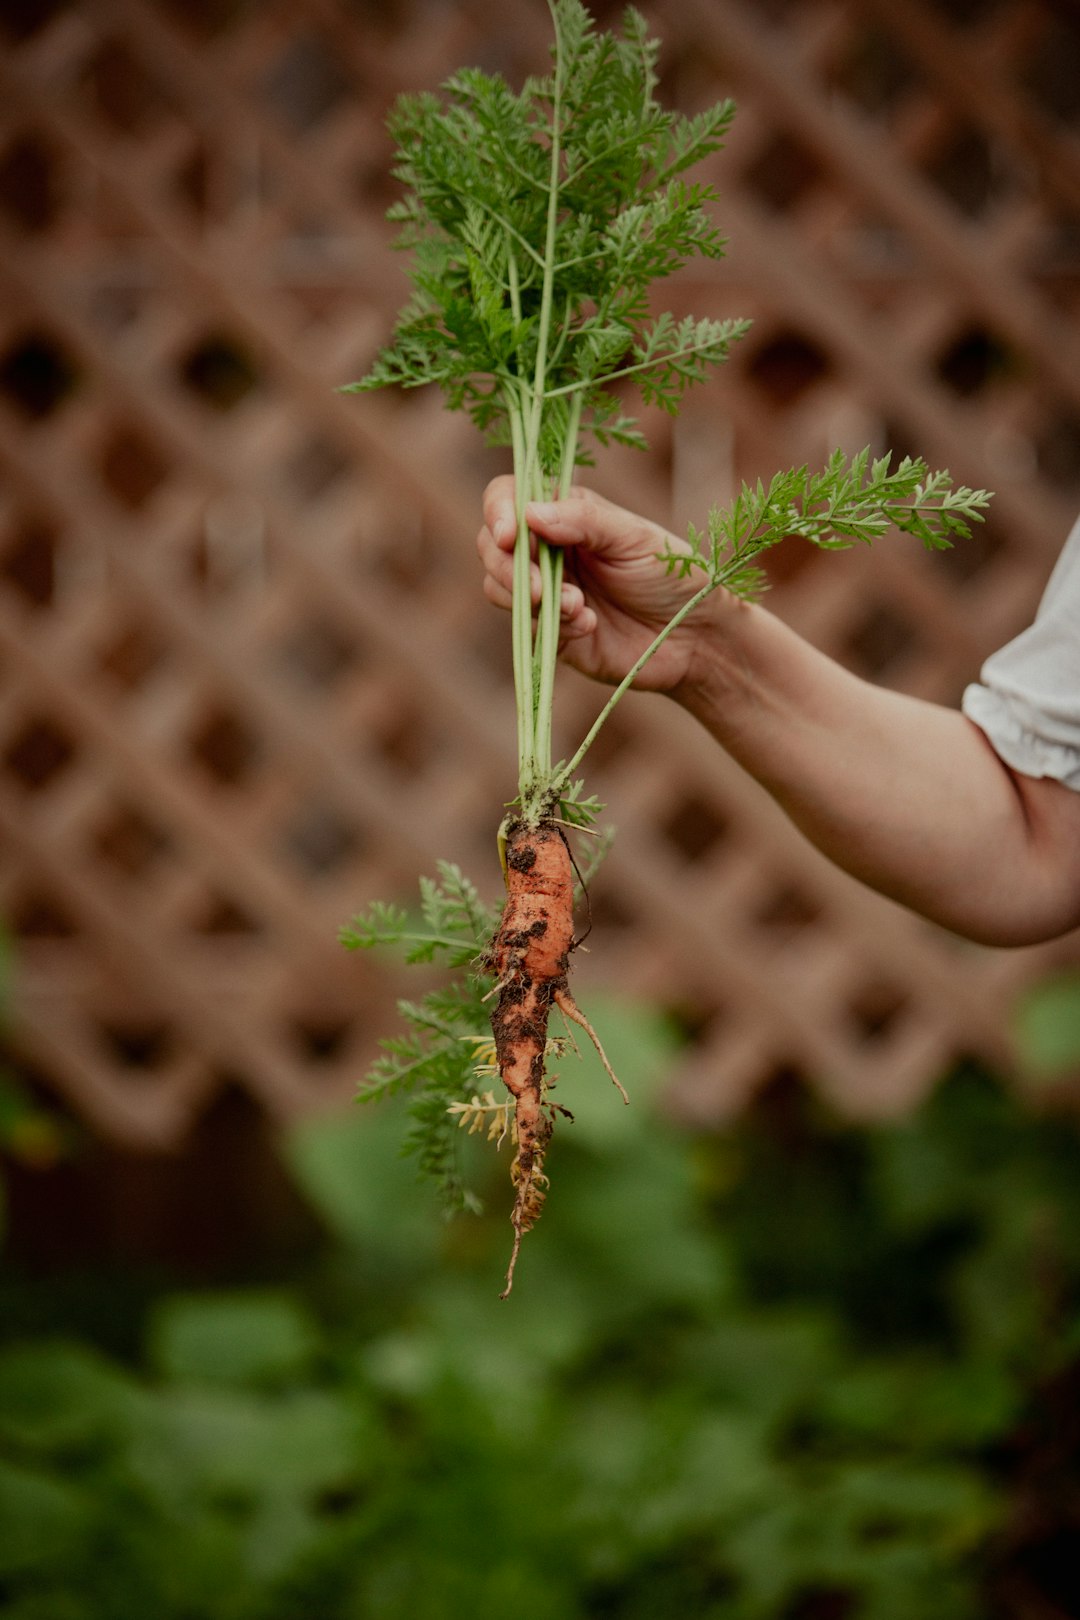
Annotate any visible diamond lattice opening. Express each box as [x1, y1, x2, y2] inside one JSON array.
[[283, 434, 352, 503], [3, 715, 77, 792], [930, 511, 1006, 584], [660, 792, 729, 865], [262, 34, 353, 135], [93, 803, 173, 879], [281, 801, 363, 878], [82, 38, 175, 137], [579, 710, 635, 775], [1035, 409, 1080, 495], [179, 333, 261, 412], [273, 613, 361, 694], [924, 125, 1012, 220], [290, 1016, 354, 1064], [666, 994, 727, 1048], [929, 0, 1006, 24], [585, 889, 638, 936], [1, 0, 70, 42], [744, 131, 824, 213], [172, 139, 218, 226], [1022, 9, 1080, 124], [843, 602, 922, 682], [188, 706, 262, 787], [10, 887, 78, 938], [934, 326, 1016, 398], [156, 0, 247, 40], [1, 519, 58, 609], [832, 24, 920, 117], [98, 1019, 176, 1072], [747, 330, 831, 406], [0, 132, 63, 232], [754, 884, 823, 941], [190, 891, 263, 936], [847, 982, 910, 1046], [761, 533, 821, 588], [373, 700, 437, 778], [0, 331, 80, 420]]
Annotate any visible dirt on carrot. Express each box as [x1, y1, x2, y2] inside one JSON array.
[[487, 815, 626, 1296]]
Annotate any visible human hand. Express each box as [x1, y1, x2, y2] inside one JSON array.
[[477, 478, 727, 694]]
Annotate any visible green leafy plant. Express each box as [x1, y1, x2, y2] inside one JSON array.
[[343, 0, 991, 1287], [1013, 969, 1080, 1085], [341, 864, 497, 1214], [2, 1052, 1080, 1619]]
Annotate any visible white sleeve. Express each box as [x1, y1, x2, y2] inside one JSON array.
[[961, 514, 1080, 790]]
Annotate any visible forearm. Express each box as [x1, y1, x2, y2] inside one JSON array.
[[675, 599, 1080, 945]]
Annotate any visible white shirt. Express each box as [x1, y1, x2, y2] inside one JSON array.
[[962, 514, 1080, 791]]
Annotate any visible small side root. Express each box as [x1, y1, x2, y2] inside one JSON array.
[[501, 1221, 523, 1300], [502, 1159, 548, 1299], [553, 988, 629, 1105]]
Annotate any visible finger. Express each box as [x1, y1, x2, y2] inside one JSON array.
[[557, 605, 599, 648], [525, 489, 654, 559], [484, 572, 585, 620], [483, 573, 513, 613], [559, 603, 598, 643], [476, 524, 512, 583], [480, 548, 589, 620], [477, 525, 539, 595], [478, 525, 542, 602], [482, 474, 518, 549]]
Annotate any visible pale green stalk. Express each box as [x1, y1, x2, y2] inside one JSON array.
[[556, 574, 718, 788], [505, 249, 534, 786], [544, 337, 730, 400], [512, 0, 569, 816], [508, 397, 535, 783], [532, 391, 583, 780]]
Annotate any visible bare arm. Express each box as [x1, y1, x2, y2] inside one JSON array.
[[478, 478, 1080, 947], [678, 597, 1080, 946]]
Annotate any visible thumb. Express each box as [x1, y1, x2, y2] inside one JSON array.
[[525, 491, 666, 563]]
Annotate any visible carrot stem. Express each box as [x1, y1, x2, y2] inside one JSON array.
[[558, 573, 717, 785]]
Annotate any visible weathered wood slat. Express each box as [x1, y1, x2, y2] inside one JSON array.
[[0, 0, 1077, 1146]]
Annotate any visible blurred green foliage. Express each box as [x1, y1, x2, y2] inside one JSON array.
[[1013, 968, 1080, 1084], [0, 926, 70, 1244], [0, 994, 1079, 1618]]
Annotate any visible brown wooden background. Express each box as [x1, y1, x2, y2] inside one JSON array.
[[2, 0, 1079, 1170]]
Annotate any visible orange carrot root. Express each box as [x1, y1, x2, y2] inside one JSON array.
[[488, 814, 624, 1296]]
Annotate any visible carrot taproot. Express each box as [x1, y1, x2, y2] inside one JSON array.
[[488, 815, 625, 1296]]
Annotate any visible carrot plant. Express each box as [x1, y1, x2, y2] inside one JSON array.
[[342, 0, 990, 1294]]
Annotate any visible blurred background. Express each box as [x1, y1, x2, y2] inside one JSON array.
[[1, 0, 1080, 1615]]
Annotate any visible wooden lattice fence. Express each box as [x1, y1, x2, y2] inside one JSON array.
[[1, 0, 1079, 1154]]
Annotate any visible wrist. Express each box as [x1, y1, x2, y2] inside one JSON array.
[[670, 589, 758, 717]]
